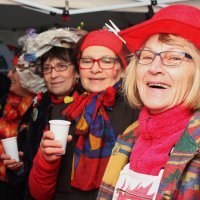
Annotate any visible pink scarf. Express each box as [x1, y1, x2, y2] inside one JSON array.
[[130, 105, 192, 175]]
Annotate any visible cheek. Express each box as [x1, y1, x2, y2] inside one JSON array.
[[79, 70, 88, 87], [111, 67, 123, 79], [136, 68, 145, 85]]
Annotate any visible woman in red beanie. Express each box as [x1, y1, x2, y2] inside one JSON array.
[[29, 29, 139, 200], [97, 4, 200, 200]]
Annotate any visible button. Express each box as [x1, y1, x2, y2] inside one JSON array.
[[112, 143, 121, 155]]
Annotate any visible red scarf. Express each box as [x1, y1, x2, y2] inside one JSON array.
[[0, 92, 34, 181], [130, 105, 192, 175]]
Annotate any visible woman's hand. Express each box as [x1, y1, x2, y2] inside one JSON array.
[[40, 130, 72, 163], [1, 151, 24, 171]]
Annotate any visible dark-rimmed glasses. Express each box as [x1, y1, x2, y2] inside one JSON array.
[[132, 50, 193, 66], [79, 57, 119, 69], [42, 63, 72, 74]]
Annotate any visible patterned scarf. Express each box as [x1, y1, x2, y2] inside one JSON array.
[[0, 92, 34, 181], [62, 81, 121, 190]]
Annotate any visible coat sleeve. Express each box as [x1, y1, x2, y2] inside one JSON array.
[[29, 148, 61, 200]]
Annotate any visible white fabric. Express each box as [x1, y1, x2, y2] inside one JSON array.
[[112, 163, 163, 200]]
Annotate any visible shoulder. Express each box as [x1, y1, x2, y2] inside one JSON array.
[[187, 110, 200, 144], [117, 121, 139, 144]]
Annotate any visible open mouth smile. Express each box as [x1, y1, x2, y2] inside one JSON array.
[[148, 83, 170, 89]]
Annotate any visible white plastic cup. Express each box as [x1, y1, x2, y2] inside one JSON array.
[[49, 120, 71, 155], [1, 136, 19, 161]]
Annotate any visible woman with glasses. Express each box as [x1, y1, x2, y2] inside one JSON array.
[[29, 30, 139, 200], [97, 4, 200, 200]]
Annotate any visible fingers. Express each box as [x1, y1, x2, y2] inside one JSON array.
[[19, 151, 24, 157], [67, 135, 72, 142], [42, 130, 55, 140], [1, 153, 23, 171], [40, 130, 63, 162], [6, 161, 23, 170], [1, 153, 11, 160]]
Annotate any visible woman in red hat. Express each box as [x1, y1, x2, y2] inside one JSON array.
[[97, 4, 200, 200], [29, 29, 139, 200]]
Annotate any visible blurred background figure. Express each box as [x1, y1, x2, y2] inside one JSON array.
[[0, 58, 35, 200]]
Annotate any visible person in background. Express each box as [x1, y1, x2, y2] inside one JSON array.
[[29, 29, 139, 200], [0, 59, 35, 200], [1, 27, 85, 200], [97, 4, 200, 200]]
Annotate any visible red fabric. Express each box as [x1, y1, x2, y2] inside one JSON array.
[[0, 92, 33, 181], [71, 153, 110, 191], [79, 30, 127, 68], [29, 148, 61, 200], [130, 105, 192, 175], [50, 95, 64, 104], [119, 4, 200, 52]]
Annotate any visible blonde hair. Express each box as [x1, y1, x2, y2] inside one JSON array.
[[123, 34, 200, 110]]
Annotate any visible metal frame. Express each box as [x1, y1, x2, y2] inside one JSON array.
[[9, 0, 192, 15]]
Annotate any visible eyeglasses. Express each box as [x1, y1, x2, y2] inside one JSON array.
[[132, 50, 193, 66], [79, 57, 119, 69], [42, 63, 72, 74]]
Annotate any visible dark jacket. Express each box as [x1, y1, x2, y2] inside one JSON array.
[[54, 94, 139, 200]]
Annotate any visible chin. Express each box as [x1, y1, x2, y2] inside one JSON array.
[[88, 87, 105, 93]]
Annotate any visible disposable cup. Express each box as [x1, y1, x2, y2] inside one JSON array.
[[49, 120, 71, 155], [1, 136, 19, 161]]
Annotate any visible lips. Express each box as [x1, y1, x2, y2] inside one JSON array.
[[51, 81, 64, 86], [147, 82, 170, 89], [10, 80, 16, 84]]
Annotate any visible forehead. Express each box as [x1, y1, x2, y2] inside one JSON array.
[[143, 34, 188, 51], [82, 46, 116, 57], [43, 57, 66, 64]]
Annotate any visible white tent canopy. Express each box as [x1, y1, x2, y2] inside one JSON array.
[[0, 0, 199, 72], [0, 0, 199, 46]]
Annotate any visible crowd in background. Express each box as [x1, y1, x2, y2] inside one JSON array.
[[0, 4, 200, 200]]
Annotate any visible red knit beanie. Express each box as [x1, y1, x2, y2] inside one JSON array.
[[80, 30, 128, 68]]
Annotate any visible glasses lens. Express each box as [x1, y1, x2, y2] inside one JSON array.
[[135, 50, 154, 65], [99, 58, 116, 69], [55, 64, 69, 71], [79, 58, 93, 69], [161, 51, 184, 66]]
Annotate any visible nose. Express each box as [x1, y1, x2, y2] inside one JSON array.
[[90, 60, 103, 73], [7, 70, 13, 78], [147, 56, 165, 74]]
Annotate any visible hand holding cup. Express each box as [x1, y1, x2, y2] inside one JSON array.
[[1, 151, 24, 171], [1, 136, 19, 161]]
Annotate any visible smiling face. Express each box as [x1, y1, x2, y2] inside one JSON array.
[[136, 34, 195, 114], [79, 46, 124, 92], [43, 58, 78, 99]]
